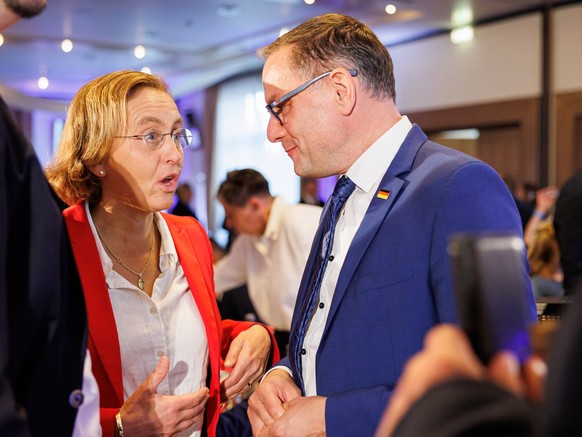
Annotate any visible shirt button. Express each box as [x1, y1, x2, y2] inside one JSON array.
[[301, 348, 307, 355], [328, 255, 334, 261], [150, 307, 157, 314], [319, 302, 325, 309]]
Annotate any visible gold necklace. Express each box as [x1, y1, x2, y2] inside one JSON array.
[[94, 222, 155, 291]]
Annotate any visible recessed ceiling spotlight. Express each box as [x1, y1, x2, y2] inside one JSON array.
[[141, 66, 152, 74], [0, 34, 4, 47], [450, 25, 474, 44], [61, 39, 73, 53], [37, 76, 49, 90], [385, 4, 397, 15], [217, 4, 240, 17], [452, 5, 473, 26], [305, 0, 315, 5], [279, 27, 289, 37], [134, 45, 146, 59]]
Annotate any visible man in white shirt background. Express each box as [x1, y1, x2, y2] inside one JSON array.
[[214, 168, 322, 357]]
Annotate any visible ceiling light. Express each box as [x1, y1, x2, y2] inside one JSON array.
[[450, 25, 474, 44], [279, 27, 289, 37], [385, 4, 397, 15], [61, 39, 73, 53], [141, 66, 152, 74], [37, 76, 49, 90], [304, 0, 315, 5], [134, 45, 146, 59], [217, 4, 240, 17], [452, 4, 473, 26], [0, 34, 4, 47]]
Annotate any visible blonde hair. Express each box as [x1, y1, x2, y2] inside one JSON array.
[[528, 221, 560, 276], [45, 70, 170, 206]]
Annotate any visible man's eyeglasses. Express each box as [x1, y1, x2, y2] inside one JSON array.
[[266, 69, 358, 125], [115, 128, 193, 150]]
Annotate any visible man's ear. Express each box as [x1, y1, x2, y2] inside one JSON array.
[[330, 68, 357, 116], [245, 196, 259, 211], [88, 164, 106, 177]]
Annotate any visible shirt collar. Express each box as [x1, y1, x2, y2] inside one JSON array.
[[85, 202, 178, 284], [261, 196, 285, 241], [346, 116, 413, 193]]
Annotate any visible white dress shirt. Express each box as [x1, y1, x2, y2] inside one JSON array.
[[302, 116, 413, 396], [214, 197, 322, 331], [87, 204, 209, 437]]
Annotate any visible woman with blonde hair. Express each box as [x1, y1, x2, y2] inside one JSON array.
[[527, 221, 564, 298], [46, 70, 278, 437]]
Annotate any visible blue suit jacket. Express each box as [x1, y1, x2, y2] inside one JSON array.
[[280, 125, 536, 436]]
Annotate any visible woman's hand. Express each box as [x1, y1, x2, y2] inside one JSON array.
[[119, 356, 209, 437], [221, 325, 272, 401]]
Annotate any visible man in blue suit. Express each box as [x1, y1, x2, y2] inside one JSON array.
[[247, 13, 536, 437]]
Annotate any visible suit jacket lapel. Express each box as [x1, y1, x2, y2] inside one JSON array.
[[323, 125, 428, 336], [63, 204, 124, 405]]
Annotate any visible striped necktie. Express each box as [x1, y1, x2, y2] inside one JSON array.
[[289, 175, 356, 393]]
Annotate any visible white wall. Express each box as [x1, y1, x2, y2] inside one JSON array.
[[392, 14, 543, 114], [553, 3, 582, 93]]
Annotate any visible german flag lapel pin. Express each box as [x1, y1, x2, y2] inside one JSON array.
[[377, 189, 390, 200]]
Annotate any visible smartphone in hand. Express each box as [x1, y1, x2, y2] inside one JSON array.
[[448, 233, 533, 363]]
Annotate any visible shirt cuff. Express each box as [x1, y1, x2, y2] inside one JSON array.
[[260, 365, 293, 383]]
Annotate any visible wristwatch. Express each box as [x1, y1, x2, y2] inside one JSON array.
[[114, 411, 124, 437]]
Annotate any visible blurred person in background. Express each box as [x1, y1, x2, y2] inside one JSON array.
[[553, 169, 582, 295], [214, 168, 322, 357], [523, 185, 559, 248], [502, 174, 534, 230], [299, 177, 325, 206], [170, 182, 198, 220], [527, 222, 564, 298]]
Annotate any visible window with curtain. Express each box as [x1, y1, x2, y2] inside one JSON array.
[[211, 73, 300, 246]]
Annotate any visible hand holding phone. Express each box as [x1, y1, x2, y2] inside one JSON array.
[[448, 233, 533, 363]]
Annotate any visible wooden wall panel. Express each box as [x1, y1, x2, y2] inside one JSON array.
[[408, 98, 540, 186], [556, 91, 582, 186]]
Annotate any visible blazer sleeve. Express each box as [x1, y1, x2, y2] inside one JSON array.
[[430, 160, 536, 324], [220, 319, 280, 366]]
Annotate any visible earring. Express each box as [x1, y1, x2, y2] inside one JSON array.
[[99, 169, 105, 176]]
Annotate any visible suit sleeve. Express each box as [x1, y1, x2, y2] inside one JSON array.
[[430, 161, 536, 324], [391, 379, 539, 437]]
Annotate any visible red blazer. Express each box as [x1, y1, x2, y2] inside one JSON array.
[[63, 204, 278, 436]]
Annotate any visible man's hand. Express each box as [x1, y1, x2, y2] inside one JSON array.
[[257, 395, 326, 437], [248, 369, 301, 436], [119, 356, 209, 437], [221, 325, 272, 401]]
